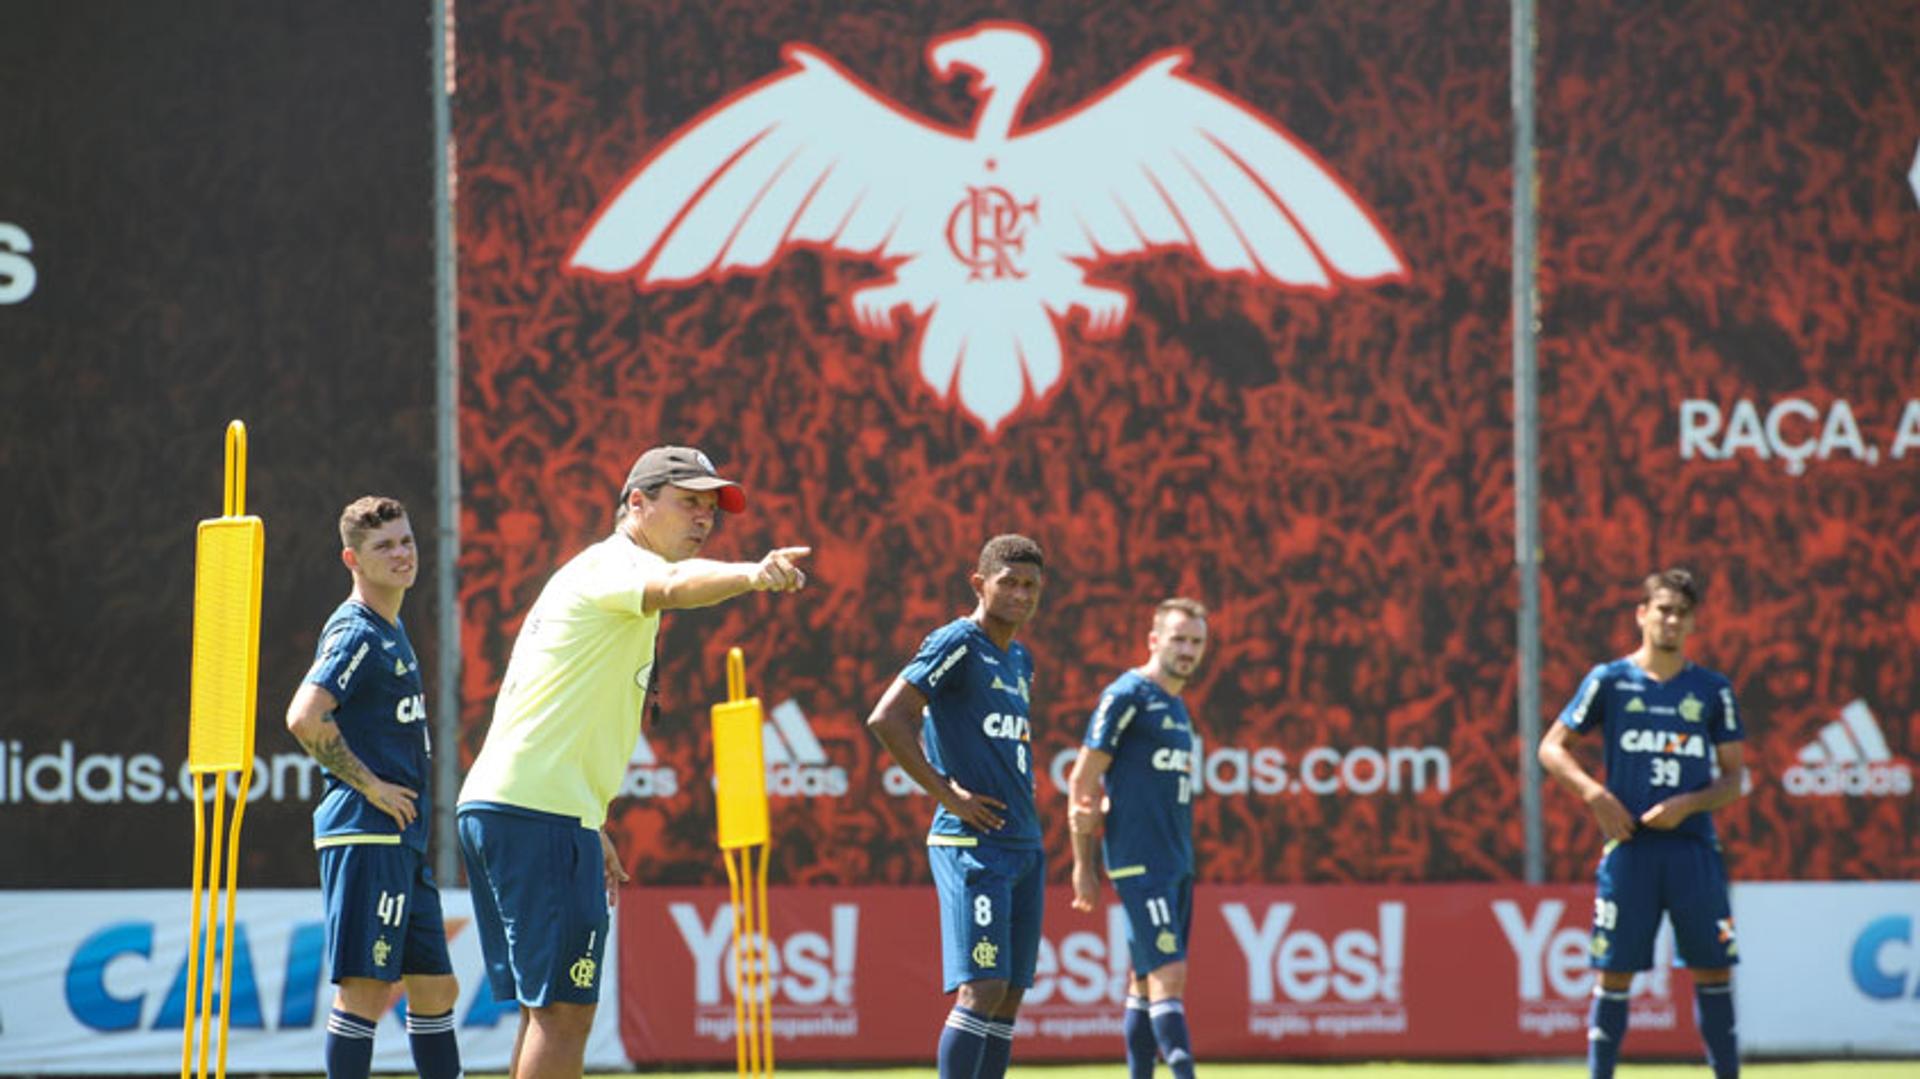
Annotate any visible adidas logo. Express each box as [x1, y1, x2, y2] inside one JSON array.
[[1783, 700, 1912, 798], [761, 700, 849, 797], [1625, 698, 1646, 713]]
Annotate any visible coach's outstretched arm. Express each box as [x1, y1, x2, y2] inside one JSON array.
[[867, 678, 1007, 833], [642, 546, 810, 611]]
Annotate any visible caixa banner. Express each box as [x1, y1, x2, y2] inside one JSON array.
[[619, 883, 1727, 1063], [0, 891, 625, 1074]]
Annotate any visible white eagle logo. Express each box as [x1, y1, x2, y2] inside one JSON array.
[[570, 21, 1408, 431]]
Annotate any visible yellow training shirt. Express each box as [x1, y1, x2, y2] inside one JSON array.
[[459, 534, 665, 828]]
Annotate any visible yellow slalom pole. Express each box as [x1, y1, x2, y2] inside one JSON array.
[[179, 774, 208, 1079], [181, 421, 264, 1079], [754, 840, 773, 1072], [722, 846, 749, 1077], [711, 647, 773, 1077]]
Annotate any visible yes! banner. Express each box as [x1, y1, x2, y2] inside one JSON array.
[[619, 883, 1712, 1062]]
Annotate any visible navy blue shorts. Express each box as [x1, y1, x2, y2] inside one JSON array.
[[929, 843, 1046, 993], [1114, 870, 1193, 977], [1591, 834, 1738, 973], [317, 842, 452, 983], [458, 804, 610, 1007]]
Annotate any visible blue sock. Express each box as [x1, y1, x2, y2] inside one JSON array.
[[1124, 994, 1157, 1079], [324, 1008, 377, 1079], [406, 1008, 462, 1079], [977, 1018, 1015, 1079], [938, 1005, 990, 1079], [1149, 998, 1195, 1079], [1695, 982, 1738, 1079], [1587, 988, 1629, 1079]]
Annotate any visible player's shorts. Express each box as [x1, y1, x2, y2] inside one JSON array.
[[929, 842, 1046, 993], [1113, 870, 1193, 976], [458, 802, 609, 1007], [1591, 833, 1737, 973], [317, 840, 452, 983]]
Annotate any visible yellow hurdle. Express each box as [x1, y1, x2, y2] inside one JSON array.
[[710, 647, 774, 1077], [181, 421, 265, 1079]]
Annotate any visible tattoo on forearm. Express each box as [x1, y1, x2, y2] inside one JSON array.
[[301, 728, 374, 792]]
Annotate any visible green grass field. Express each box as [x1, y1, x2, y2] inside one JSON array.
[[427, 1064, 1916, 1078]]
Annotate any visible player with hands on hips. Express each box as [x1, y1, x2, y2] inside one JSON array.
[[866, 535, 1046, 1079], [284, 496, 462, 1079]]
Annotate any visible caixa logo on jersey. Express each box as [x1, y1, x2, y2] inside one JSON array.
[[1851, 914, 1920, 1000], [1783, 700, 1914, 798], [1222, 901, 1408, 1041], [1490, 898, 1675, 1038]]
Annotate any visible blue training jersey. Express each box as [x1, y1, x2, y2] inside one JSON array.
[[304, 600, 431, 852], [899, 617, 1040, 849], [1084, 670, 1194, 878], [1557, 658, 1743, 844]]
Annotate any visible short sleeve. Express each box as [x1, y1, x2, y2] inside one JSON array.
[[1556, 665, 1610, 733], [306, 623, 376, 701], [588, 544, 669, 615], [1708, 678, 1746, 744], [1083, 688, 1141, 753], [900, 627, 968, 701]]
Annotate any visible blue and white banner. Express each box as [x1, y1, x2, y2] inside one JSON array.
[[0, 890, 628, 1074], [1733, 881, 1920, 1055]]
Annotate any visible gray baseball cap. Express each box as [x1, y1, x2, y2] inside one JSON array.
[[620, 445, 745, 513]]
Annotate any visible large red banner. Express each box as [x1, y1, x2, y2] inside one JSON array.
[[454, 0, 1917, 894], [1535, 0, 1920, 882], [457, 0, 1516, 887], [618, 883, 1704, 1062]]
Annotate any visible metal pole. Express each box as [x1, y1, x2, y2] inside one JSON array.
[[1512, 0, 1545, 885], [431, 0, 463, 886]]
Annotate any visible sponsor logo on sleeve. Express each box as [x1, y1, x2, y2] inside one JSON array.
[[929, 645, 968, 686], [335, 642, 370, 691]]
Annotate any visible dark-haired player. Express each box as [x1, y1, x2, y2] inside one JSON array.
[[866, 534, 1046, 1079], [285, 496, 460, 1079], [1539, 568, 1746, 1079]]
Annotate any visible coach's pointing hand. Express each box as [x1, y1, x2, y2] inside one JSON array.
[[752, 547, 811, 593]]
